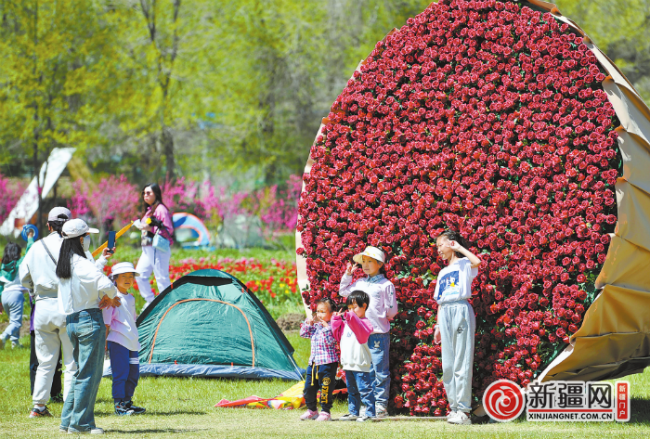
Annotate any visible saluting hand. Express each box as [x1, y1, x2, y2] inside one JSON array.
[[345, 262, 359, 276]]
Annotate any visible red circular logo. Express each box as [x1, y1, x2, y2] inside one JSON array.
[[483, 379, 525, 422]]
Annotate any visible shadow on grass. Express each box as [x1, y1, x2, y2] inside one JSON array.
[[108, 428, 210, 434], [630, 397, 650, 424], [96, 411, 209, 417]]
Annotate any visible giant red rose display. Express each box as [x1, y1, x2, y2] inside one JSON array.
[[297, 0, 621, 416]]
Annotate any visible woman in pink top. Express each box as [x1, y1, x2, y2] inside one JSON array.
[[134, 183, 173, 307]]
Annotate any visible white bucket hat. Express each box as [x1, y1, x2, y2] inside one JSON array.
[[353, 246, 386, 264], [110, 262, 140, 278], [61, 218, 99, 239]]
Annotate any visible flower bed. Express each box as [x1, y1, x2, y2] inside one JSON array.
[[297, 0, 624, 416], [105, 257, 299, 318]]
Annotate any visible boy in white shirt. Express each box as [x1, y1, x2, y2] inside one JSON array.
[[103, 263, 146, 416], [433, 231, 481, 425]]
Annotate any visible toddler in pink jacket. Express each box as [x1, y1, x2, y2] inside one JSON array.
[[331, 290, 375, 422]]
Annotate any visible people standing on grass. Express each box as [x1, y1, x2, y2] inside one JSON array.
[[433, 230, 481, 426], [0, 232, 34, 349], [339, 246, 397, 418], [28, 293, 64, 402], [135, 183, 173, 309], [299, 298, 339, 422], [103, 262, 146, 416], [331, 291, 375, 422], [56, 219, 118, 434], [20, 207, 117, 418]]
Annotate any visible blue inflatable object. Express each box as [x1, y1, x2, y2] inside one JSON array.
[[21, 224, 39, 242], [172, 213, 211, 248]]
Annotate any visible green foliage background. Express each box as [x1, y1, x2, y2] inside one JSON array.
[[1, 0, 648, 187]]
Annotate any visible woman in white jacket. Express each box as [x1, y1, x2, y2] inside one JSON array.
[[56, 219, 118, 435], [20, 207, 116, 419]]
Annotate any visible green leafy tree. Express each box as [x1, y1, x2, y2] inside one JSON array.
[[0, 0, 120, 229], [556, 0, 650, 102]]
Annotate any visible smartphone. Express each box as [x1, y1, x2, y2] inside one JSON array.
[[107, 231, 116, 253]]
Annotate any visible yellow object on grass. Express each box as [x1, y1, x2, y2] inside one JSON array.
[[215, 381, 305, 410]]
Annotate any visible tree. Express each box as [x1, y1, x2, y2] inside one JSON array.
[[0, 0, 120, 230], [556, 0, 650, 102]]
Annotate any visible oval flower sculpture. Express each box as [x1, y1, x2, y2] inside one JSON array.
[[296, 0, 650, 416]]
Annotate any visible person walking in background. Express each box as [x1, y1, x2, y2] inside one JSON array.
[[57, 219, 118, 435], [0, 232, 34, 348], [339, 246, 397, 418], [20, 207, 117, 418], [135, 183, 173, 309], [103, 262, 146, 416]]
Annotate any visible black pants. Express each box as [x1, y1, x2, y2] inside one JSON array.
[[304, 362, 338, 413], [30, 331, 62, 397]]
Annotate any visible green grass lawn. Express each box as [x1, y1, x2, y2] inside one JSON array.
[[2, 245, 650, 437], [1, 329, 649, 438]]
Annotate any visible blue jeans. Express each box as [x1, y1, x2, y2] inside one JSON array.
[[60, 309, 106, 433], [108, 342, 140, 402], [346, 370, 375, 417], [368, 332, 391, 408], [1, 289, 25, 344]]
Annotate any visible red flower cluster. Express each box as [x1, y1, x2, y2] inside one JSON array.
[[297, 0, 620, 416], [104, 257, 298, 313]]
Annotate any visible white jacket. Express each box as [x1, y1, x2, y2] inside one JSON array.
[[58, 254, 116, 315], [332, 312, 374, 372], [339, 273, 398, 334], [102, 292, 140, 352], [20, 232, 107, 301]]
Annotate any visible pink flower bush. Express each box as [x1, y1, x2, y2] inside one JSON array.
[[0, 173, 26, 224], [68, 175, 140, 225]]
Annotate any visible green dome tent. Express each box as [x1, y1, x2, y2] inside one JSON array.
[[135, 269, 303, 381]]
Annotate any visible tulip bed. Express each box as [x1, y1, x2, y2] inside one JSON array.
[[105, 256, 300, 319], [297, 0, 621, 416]]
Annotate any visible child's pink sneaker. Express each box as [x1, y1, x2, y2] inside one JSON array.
[[315, 412, 331, 422], [300, 409, 319, 421]]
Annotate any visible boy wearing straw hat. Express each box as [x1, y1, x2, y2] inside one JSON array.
[[339, 246, 397, 418]]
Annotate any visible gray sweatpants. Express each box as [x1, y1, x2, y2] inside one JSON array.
[[439, 300, 475, 414]]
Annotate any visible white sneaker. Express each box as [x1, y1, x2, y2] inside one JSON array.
[[446, 411, 458, 422], [448, 411, 471, 425], [67, 427, 104, 434], [338, 413, 358, 421], [376, 405, 388, 418]]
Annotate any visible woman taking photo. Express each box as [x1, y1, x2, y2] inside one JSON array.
[[135, 183, 173, 308], [57, 219, 118, 435]]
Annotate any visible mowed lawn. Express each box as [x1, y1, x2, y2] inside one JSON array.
[[1, 330, 649, 439]]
